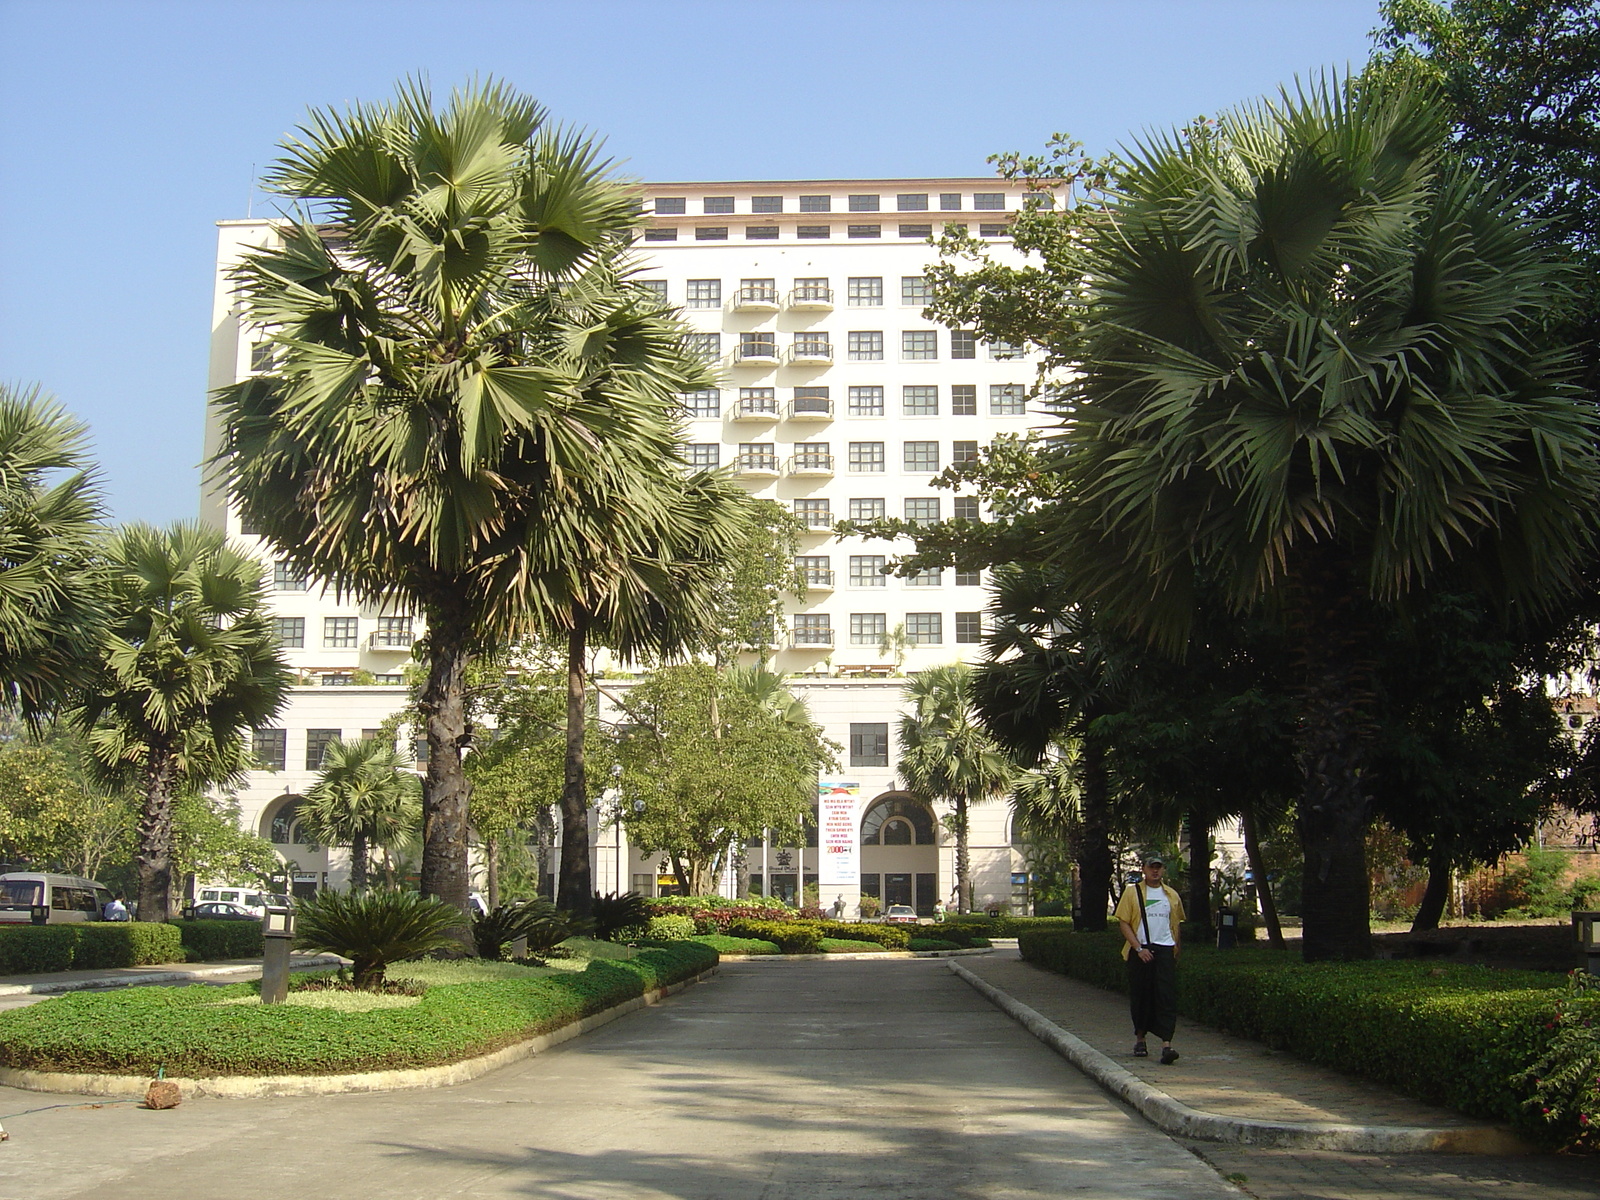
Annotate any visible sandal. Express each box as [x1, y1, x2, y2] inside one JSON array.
[[1160, 1047, 1180, 1065], [1133, 1041, 1148, 1057]]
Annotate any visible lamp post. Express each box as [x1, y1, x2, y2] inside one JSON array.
[[260, 903, 296, 1003], [609, 762, 625, 896], [1574, 909, 1600, 976]]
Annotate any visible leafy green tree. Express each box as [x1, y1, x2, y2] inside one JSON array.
[[0, 737, 134, 877], [217, 79, 738, 928], [77, 523, 291, 920], [170, 790, 283, 896], [0, 386, 107, 723], [899, 663, 1017, 913], [300, 738, 422, 891], [616, 662, 833, 895]]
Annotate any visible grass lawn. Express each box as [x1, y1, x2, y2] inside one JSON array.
[[819, 938, 889, 953]]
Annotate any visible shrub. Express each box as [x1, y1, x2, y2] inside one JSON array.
[[910, 938, 961, 951], [294, 888, 464, 989], [0, 926, 80, 973], [174, 919, 263, 962], [0, 922, 184, 973], [471, 900, 579, 960], [808, 921, 909, 950], [1521, 971, 1600, 1150], [688, 934, 780, 955], [645, 914, 696, 941], [858, 895, 881, 918], [723, 919, 823, 954], [819, 938, 886, 953], [591, 892, 651, 940], [945, 915, 1078, 937], [1018, 928, 1591, 1144]]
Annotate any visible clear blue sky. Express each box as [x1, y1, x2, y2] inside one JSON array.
[[0, 0, 1382, 524]]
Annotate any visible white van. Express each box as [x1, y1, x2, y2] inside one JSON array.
[[195, 885, 291, 916], [0, 873, 115, 925]]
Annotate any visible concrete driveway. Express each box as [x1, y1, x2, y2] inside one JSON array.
[[0, 957, 1241, 1200]]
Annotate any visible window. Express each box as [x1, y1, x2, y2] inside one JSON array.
[[799, 195, 831, 212], [973, 193, 1006, 210], [703, 196, 735, 214], [797, 225, 830, 239], [306, 729, 340, 770], [793, 613, 832, 645], [848, 331, 883, 361], [848, 385, 884, 416], [739, 331, 777, 359], [375, 615, 413, 647], [323, 617, 358, 648], [850, 612, 887, 645], [681, 388, 720, 416], [905, 498, 940, 526], [686, 279, 721, 308], [905, 613, 943, 644], [902, 330, 937, 360], [847, 224, 881, 238], [270, 617, 304, 648], [953, 439, 980, 463], [792, 332, 831, 359], [950, 330, 977, 360], [939, 192, 963, 210], [956, 612, 984, 643], [249, 342, 276, 372], [273, 561, 307, 591], [849, 555, 887, 587], [849, 442, 885, 472], [794, 498, 831, 528], [746, 226, 779, 240], [847, 277, 883, 305], [685, 332, 721, 360], [991, 384, 1027, 415], [695, 226, 729, 241], [850, 722, 890, 766], [682, 443, 720, 468], [793, 277, 830, 302], [979, 223, 1010, 238], [953, 496, 981, 522], [737, 442, 777, 470], [902, 385, 938, 416], [644, 228, 677, 242], [955, 569, 983, 587], [903, 441, 939, 472], [898, 223, 933, 238], [792, 386, 831, 415], [990, 340, 1025, 360], [791, 441, 832, 470], [1027, 190, 1056, 209], [738, 386, 777, 415], [655, 197, 686, 214], [896, 193, 929, 211], [252, 728, 286, 771], [848, 194, 880, 212], [905, 566, 942, 587], [751, 195, 783, 213], [951, 384, 977, 415], [901, 276, 931, 306], [638, 279, 668, 301], [739, 277, 777, 302], [796, 555, 832, 587], [849, 498, 886, 521]]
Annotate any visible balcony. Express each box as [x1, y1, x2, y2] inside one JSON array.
[[735, 339, 780, 366], [794, 508, 834, 531], [731, 286, 780, 313], [789, 627, 835, 649], [787, 452, 835, 478], [732, 395, 779, 421], [732, 452, 781, 479], [799, 566, 836, 591], [788, 286, 834, 312], [787, 395, 833, 421], [368, 630, 414, 650], [789, 339, 833, 365]]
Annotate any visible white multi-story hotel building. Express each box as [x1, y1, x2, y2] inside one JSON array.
[[201, 178, 1049, 916]]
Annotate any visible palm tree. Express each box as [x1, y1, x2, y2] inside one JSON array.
[[898, 663, 1016, 913], [0, 385, 106, 722], [214, 79, 725, 928], [300, 737, 422, 890], [77, 523, 292, 921], [1046, 74, 1600, 958]]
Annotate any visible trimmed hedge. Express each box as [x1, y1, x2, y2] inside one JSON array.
[[946, 915, 1078, 937], [688, 934, 781, 955], [910, 938, 961, 951], [0, 922, 184, 973], [0, 940, 717, 1077], [723, 919, 823, 953], [810, 921, 909, 949], [819, 938, 887, 953], [1018, 929, 1591, 1144], [173, 920, 263, 962]]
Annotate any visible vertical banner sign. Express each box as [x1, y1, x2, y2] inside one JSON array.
[[817, 780, 861, 891]]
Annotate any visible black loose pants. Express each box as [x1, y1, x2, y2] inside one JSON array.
[[1127, 945, 1177, 1041]]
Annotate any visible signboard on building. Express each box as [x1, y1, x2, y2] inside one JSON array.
[[817, 780, 861, 890]]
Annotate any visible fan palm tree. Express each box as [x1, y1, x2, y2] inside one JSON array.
[[214, 79, 730, 927], [0, 385, 106, 722], [77, 523, 292, 920], [300, 737, 422, 890], [1047, 73, 1600, 958], [898, 663, 1016, 913]]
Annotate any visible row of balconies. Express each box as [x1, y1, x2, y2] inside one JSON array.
[[731, 335, 833, 366], [729, 394, 835, 422], [731, 451, 837, 479], [731, 285, 834, 313]]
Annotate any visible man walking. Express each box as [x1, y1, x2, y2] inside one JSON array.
[[1115, 856, 1185, 1064]]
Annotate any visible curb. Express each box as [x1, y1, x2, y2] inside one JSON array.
[[0, 956, 346, 998], [947, 960, 1532, 1155], [0, 966, 717, 1100], [720, 947, 993, 962]]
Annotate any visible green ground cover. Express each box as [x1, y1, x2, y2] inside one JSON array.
[[687, 934, 781, 955], [0, 940, 716, 1078], [818, 938, 888, 953]]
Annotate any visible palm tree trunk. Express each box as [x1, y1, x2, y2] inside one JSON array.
[[1240, 802, 1285, 948], [134, 745, 176, 921], [954, 794, 971, 913], [419, 602, 474, 946], [557, 616, 594, 917], [350, 830, 369, 891], [1410, 846, 1451, 933], [485, 835, 500, 910], [1076, 739, 1112, 931], [1186, 811, 1211, 932]]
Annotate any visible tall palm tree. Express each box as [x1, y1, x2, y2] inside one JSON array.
[[1047, 73, 1600, 958], [78, 523, 291, 920], [214, 79, 725, 928], [300, 737, 422, 890], [898, 663, 1016, 913], [0, 385, 106, 722]]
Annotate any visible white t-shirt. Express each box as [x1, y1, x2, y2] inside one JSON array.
[[1136, 884, 1175, 947]]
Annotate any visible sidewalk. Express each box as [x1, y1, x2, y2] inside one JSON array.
[[0, 952, 343, 997]]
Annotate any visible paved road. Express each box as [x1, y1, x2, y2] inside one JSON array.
[[0, 958, 1241, 1200]]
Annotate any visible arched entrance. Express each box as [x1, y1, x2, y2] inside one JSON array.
[[859, 792, 940, 916], [259, 795, 327, 899]]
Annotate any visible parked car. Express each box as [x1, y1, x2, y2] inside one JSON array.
[[884, 904, 919, 924], [194, 886, 291, 916], [187, 901, 258, 922], [0, 872, 115, 925]]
